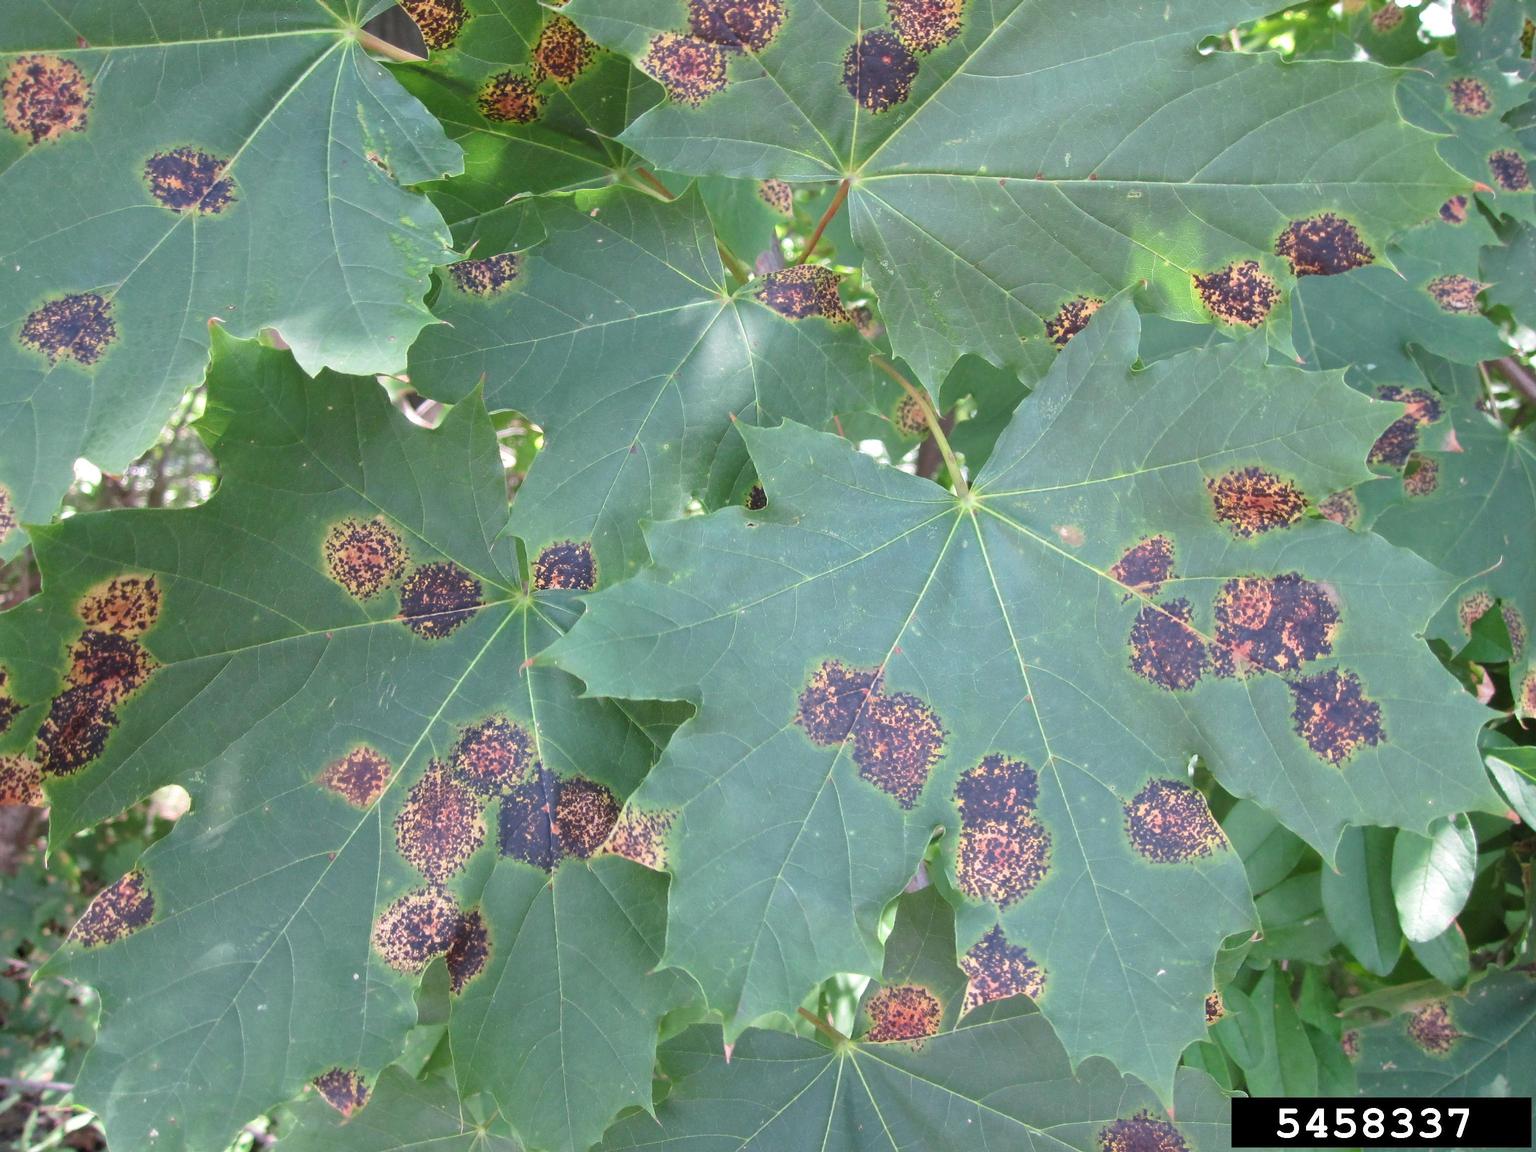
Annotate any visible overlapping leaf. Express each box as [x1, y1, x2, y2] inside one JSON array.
[[0, 335, 693, 1152], [0, 0, 465, 558], [551, 296, 1500, 1094], [408, 185, 891, 584], [284, 1064, 521, 1152], [561, 0, 1460, 391]]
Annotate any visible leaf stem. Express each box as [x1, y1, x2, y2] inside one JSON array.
[[796, 1006, 850, 1045], [355, 28, 425, 63], [799, 178, 850, 265], [632, 167, 676, 201], [872, 356, 968, 498], [717, 242, 750, 286]]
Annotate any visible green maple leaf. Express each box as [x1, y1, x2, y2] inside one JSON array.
[[558, 0, 1459, 392], [598, 885, 1240, 1152], [0, 0, 465, 559], [407, 185, 892, 584], [0, 335, 693, 1152], [549, 296, 1501, 1092]]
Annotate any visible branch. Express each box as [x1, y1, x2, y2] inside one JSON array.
[[798, 179, 850, 265], [1488, 356, 1536, 406], [355, 28, 425, 63]]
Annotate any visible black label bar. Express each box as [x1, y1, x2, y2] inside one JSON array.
[[1231, 1097, 1532, 1148]]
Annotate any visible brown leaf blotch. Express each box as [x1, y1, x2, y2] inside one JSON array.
[[960, 925, 1045, 1012], [1208, 467, 1306, 537], [1447, 77, 1493, 117], [1318, 489, 1359, 528], [1407, 1001, 1461, 1054], [1044, 295, 1104, 347], [1489, 149, 1531, 192], [1369, 386, 1442, 468], [72, 870, 153, 947], [757, 179, 792, 215], [1099, 1111, 1191, 1152], [446, 908, 489, 994], [320, 747, 394, 808], [643, 34, 730, 105], [852, 690, 946, 809], [1427, 274, 1484, 314], [0, 756, 43, 807], [745, 483, 768, 510], [843, 30, 919, 113], [1205, 991, 1225, 1025], [79, 575, 160, 637], [1110, 535, 1174, 599], [553, 776, 620, 858], [1212, 573, 1338, 677], [887, 0, 965, 53], [895, 393, 928, 437], [533, 539, 597, 591], [395, 762, 486, 882], [67, 629, 156, 703], [477, 70, 543, 123], [1128, 599, 1208, 692], [689, 0, 785, 52], [452, 715, 532, 795], [448, 252, 520, 297], [324, 517, 406, 601], [401, 0, 468, 49], [603, 807, 676, 871], [3, 55, 90, 144], [1459, 590, 1495, 636], [1193, 261, 1278, 327], [1440, 195, 1469, 224], [1125, 779, 1224, 863], [1275, 214, 1374, 277], [756, 265, 849, 321], [19, 292, 117, 366], [1288, 669, 1384, 765], [795, 660, 878, 745], [865, 983, 943, 1043], [144, 147, 236, 215], [313, 1068, 370, 1118], [372, 886, 462, 973], [400, 562, 482, 639], [535, 16, 598, 85]]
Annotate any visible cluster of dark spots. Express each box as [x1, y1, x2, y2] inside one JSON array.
[[3, 55, 90, 144], [1128, 600, 1208, 692], [452, 715, 532, 795], [1403, 453, 1439, 496], [960, 925, 1044, 1013], [67, 629, 155, 701], [1447, 77, 1493, 117], [499, 763, 561, 871], [395, 762, 486, 882], [401, 0, 467, 50], [1275, 214, 1374, 276], [1369, 386, 1442, 468], [888, 0, 965, 52], [643, 34, 730, 105], [1504, 606, 1527, 658], [372, 886, 463, 973], [477, 71, 543, 123], [864, 983, 943, 1043], [1489, 149, 1531, 192], [399, 562, 482, 639], [552, 776, 620, 858], [1124, 779, 1224, 863], [795, 660, 878, 744], [533, 540, 596, 591], [0, 666, 20, 736], [1459, 590, 1494, 636], [1407, 1001, 1461, 1054], [758, 179, 792, 215], [1519, 669, 1536, 716], [19, 293, 117, 366], [1340, 1029, 1360, 1059], [1110, 535, 1174, 599], [745, 483, 767, 511], [1524, 16, 1535, 54], [144, 148, 235, 214], [1212, 574, 1338, 676], [36, 685, 117, 777], [850, 303, 879, 338], [1208, 467, 1307, 537], [954, 755, 1051, 907], [313, 1068, 369, 1118], [324, 517, 406, 600], [603, 807, 676, 870], [534, 16, 598, 85], [320, 747, 394, 808], [0, 756, 43, 807], [1288, 669, 1384, 765], [0, 486, 13, 546], [1456, 0, 1490, 24], [1370, 4, 1405, 31], [843, 30, 919, 113], [852, 690, 946, 809], [1194, 262, 1278, 327], [448, 252, 520, 297], [1440, 195, 1469, 224], [446, 908, 489, 994], [1318, 489, 1359, 528], [895, 393, 928, 436], [688, 0, 785, 52], [71, 870, 153, 947], [1099, 1111, 1191, 1152], [1427, 274, 1484, 314], [756, 265, 849, 321], [1044, 295, 1103, 347], [80, 575, 160, 636], [1205, 991, 1224, 1025]]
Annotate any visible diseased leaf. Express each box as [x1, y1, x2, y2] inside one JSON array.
[[561, 0, 1460, 390], [0, 335, 692, 1152], [1392, 816, 1477, 944], [283, 1064, 521, 1152], [551, 296, 1499, 1095], [0, 1, 463, 557]]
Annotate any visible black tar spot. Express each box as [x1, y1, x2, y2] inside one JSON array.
[[1128, 599, 1207, 691], [1124, 779, 1224, 863], [852, 689, 946, 809], [1208, 467, 1307, 537], [843, 30, 918, 113], [533, 540, 596, 591], [1212, 573, 1338, 676], [71, 870, 153, 947], [865, 983, 942, 1042], [1289, 669, 1384, 765], [453, 715, 532, 795], [1099, 1111, 1191, 1152], [19, 293, 117, 366], [144, 147, 236, 214], [372, 886, 462, 973], [1194, 261, 1278, 327], [498, 763, 561, 871], [313, 1068, 369, 1118], [643, 34, 730, 105], [3, 55, 90, 144], [400, 562, 482, 639], [689, 0, 785, 52], [1275, 214, 1374, 276], [961, 925, 1044, 1012]]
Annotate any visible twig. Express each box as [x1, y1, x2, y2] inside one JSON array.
[[799, 178, 850, 265], [717, 242, 749, 286], [871, 356, 968, 497], [796, 1006, 850, 1045], [1488, 356, 1536, 406], [355, 28, 426, 63], [914, 411, 956, 480], [0, 1076, 73, 1094], [632, 167, 675, 201]]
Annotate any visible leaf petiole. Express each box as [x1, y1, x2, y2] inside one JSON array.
[[872, 356, 968, 498]]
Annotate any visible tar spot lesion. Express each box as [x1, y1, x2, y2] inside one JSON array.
[[756, 265, 850, 321], [1427, 274, 1484, 314], [1370, 4, 1405, 31], [1275, 214, 1374, 276], [67, 629, 156, 702], [3, 55, 90, 144], [395, 762, 486, 882], [796, 661, 878, 744], [1110, 535, 1174, 599], [1044, 295, 1103, 347], [1340, 1028, 1360, 1059], [758, 179, 792, 215], [865, 983, 943, 1043], [0, 756, 43, 807], [453, 715, 532, 795], [1403, 453, 1439, 496], [325, 517, 406, 600], [1288, 669, 1384, 765], [852, 690, 946, 809], [1099, 1111, 1191, 1152], [478, 71, 544, 123], [745, 483, 768, 511], [1504, 607, 1526, 658], [19, 293, 117, 366], [1369, 386, 1442, 469], [533, 540, 596, 591], [887, 0, 965, 52], [643, 33, 730, 105], [0, 666, 21, 737], [448, 252, 520, 297], [1489, 149, 1531, 192], [320, 747, 394, 808], [36, 684, 117, 777], [1518, 668, 1536, 717], [843, 30, 919, 113], [372, 886, 463, 973], [144, 148, 236, 214], [1461, 594, 1525, 657], [1193, 261, 1279, 327], [0, 486, 13, 546], [535, 16, 598, 85], [960, 925, 1044, 1013], [1128, 599, 1208, 691], [1212, 574, 1338, 676], [399, 562, 482, 639], [603, 806, 676, 871], [71, 870, 153, 947], [313, 1068, 370, 1117], [401, 0, 467, 49], [79, 575, 160, 636], [1318, 490, 1359, 528], [895, 393, 928, 436], [1208, 467, 1307, 537], [1447, 77, 1493, 117], [1205, 991, 1225, 1025], [688, 0, 785, 52], [37, 602, 160, 778], [446, 907, 489, 993], [499, 763, 561, 871], [553, 776, 620, 858], [1407, 1001, 1461, 1054], [954, 755, 1052, 907], [1440, 195, 1469, 224], [1124, 779, 1224, 863]]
